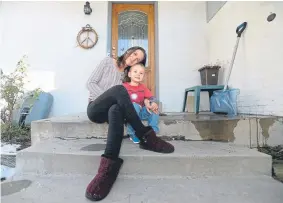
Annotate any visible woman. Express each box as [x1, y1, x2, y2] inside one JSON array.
[[85, 46, 174, 201]]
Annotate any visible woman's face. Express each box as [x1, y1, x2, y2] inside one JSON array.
[[124, 49, 145, 67]]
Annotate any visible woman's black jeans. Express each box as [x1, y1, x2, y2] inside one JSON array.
[[87, 85, 147, 159]]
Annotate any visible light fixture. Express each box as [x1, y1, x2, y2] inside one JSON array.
[[84, 1, 92, 15], [267, 13, 276, 22]]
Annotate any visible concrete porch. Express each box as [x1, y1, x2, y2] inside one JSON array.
[[31, 112, 283, 148], [15, 112, 281, 176], [2, 112, 283, 202]]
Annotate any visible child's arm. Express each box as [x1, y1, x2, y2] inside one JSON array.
[[143, 85, 157, 102], [144, 98, 150, 106], [143, 86, 159, 114]]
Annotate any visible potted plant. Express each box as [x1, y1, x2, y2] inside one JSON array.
[[198, 62, 221, 85]]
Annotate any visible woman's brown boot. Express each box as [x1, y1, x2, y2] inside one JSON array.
[[138, 126, 175, 153], [85, 154, 123, 201]]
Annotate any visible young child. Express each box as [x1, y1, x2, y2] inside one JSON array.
[[123, 63, 159, 143]]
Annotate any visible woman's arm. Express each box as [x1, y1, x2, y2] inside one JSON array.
[[86, 57, 108, 96]]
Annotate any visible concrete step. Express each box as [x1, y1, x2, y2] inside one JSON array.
[[2, 173, 283, 203], [16, 139, 271, 177], [31, 112, 283, 147]]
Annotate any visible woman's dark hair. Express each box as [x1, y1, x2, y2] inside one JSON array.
[[117, 46, 147, 83], [123, 66, 131, 83], [117, 46, 147, 68]]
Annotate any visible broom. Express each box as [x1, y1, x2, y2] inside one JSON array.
[[210, 22, 248, 116]]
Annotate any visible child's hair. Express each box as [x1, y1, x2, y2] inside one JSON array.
[[123, 63, 145, 83]]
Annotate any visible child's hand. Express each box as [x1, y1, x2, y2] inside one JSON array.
[[150, 102, 159, 114], [144, 100, 152, 114], [144, 99, 159, 114]]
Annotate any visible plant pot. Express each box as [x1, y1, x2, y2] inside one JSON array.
[[198, 65, 220, 85]]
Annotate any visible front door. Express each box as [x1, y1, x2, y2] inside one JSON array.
[[111, 4, 155, 94]]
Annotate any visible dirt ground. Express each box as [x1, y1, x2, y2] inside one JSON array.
[[258, 145, 283, 183]]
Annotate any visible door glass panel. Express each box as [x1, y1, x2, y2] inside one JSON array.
[[118, 10, 148, 66]]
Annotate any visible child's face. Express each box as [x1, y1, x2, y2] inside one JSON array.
[[128, 64, 145, 83]]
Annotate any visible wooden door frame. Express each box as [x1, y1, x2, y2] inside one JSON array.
[[111, 3, 156, 95]]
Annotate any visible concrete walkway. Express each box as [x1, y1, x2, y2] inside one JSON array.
[[2, 174, 283, 203], [2, 139, 282, 202]]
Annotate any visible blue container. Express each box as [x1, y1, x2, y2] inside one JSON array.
[[210, 88, 240, 116], [12, 91, 53, 126]]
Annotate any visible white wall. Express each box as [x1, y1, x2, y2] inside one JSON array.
[[0, 1, 108, 117], [158, 1, 209, 112], [208, 1, 283, 116]]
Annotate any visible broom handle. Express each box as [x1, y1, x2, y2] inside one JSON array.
[[224, 37, 240, 91], [224, 22, 247, 91]]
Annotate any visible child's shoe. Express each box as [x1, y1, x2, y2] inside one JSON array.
[[128, 134, 140, 144]]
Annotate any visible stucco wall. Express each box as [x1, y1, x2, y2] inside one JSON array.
[[158, 1, 209, 112], [0, 1, 209, 116], [207, 1, 283, 116], [0, 1, 108, 117]]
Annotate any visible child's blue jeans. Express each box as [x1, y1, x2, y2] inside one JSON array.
[[127, 102, 159, 142]]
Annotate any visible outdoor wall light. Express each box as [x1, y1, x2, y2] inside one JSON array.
[[84, 1, 92, 15], [267, 13, 276, 22]]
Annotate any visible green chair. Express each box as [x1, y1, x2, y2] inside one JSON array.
[[182, 85, 224, 114]]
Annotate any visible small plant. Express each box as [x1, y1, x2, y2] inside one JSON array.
[[1, 55, 41, 145], [198, 61, 222, 72], [197, 61, 224, 85], [1, 123, 31, 146], [1, 55, 29, 123]]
